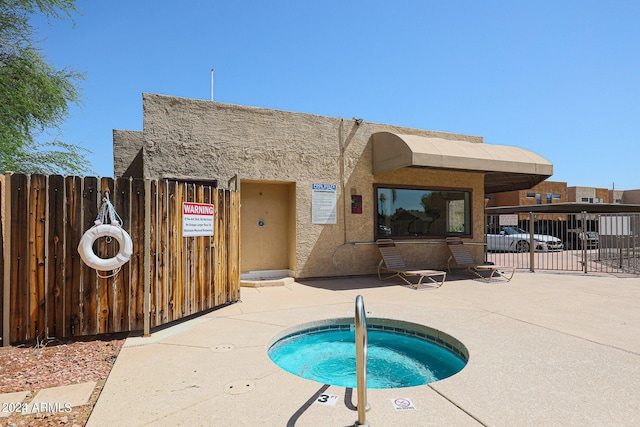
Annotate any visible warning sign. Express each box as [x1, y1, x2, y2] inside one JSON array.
[[391, 397, 416, 411], [182, 202, 215, 237]]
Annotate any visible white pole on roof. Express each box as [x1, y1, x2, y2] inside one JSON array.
[[210, 68, 214, 101]]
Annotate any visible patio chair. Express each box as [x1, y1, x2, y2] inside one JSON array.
[[376, 239, 447, 288], [446, 237, 515, 281]]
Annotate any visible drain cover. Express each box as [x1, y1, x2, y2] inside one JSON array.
[[211, 344, 235, 353], [224, 380, 255, 395]]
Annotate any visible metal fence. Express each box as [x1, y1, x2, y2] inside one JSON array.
[[485, 212, 640, 275]]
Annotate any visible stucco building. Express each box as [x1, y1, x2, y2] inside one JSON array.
[[486, 181, 638, 208], [486, 180, 568, 207], [113, 93, 552, 280]]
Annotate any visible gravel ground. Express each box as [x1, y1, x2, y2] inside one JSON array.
[[0, 334, 126, 426]]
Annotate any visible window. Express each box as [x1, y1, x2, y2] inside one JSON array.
[[546, 193, 552, 204], [375, 186, 471, 239], [536, 193, 542, 204], [526, 192, 535, 198]]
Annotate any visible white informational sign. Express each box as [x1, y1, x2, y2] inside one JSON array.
[[391, 397, 416, 411], [182, 202, 215, 237], [499, 214, 519, 226], [312, 183, 337, 224]]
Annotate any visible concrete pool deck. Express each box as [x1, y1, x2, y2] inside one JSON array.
[[87, 272, 640, 426]]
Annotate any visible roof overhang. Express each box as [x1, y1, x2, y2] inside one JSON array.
[[371, 132, 553, 194], [486, 202, 640, 214]]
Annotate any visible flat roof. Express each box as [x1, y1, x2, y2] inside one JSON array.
[[485, 202, 640, 214]]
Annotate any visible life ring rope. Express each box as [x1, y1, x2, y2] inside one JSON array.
[[77, 192, 133, 272]]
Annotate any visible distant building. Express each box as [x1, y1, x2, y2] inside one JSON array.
[[485, 181, 640, 249], [568, 186, 608, 204], [486, 181, 567, 208], [621, 190, 640, 204], [487, 181, 639, 208]]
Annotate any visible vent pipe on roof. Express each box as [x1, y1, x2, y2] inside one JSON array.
[[210, 68, 214, 101]]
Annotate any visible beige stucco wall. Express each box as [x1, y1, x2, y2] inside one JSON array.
[[610, 190, 624, 203], [569, 186, 596, 202], [116, 93, 487, 278], [113, 130, 144, 178], [623, 190, 640, 204]]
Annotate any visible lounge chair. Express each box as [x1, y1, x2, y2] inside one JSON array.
[[376, 239, 446, 288], [446, 237, 515, 281]]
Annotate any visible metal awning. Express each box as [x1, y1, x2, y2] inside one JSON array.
[[372, 132, 553, 193]]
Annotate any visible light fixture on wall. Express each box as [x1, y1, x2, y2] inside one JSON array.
[[354, 117, 363, 125]]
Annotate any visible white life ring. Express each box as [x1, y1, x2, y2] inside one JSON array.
[[77, 224, 133, 271]]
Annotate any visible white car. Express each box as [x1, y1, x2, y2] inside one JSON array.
[[487, 227, 563, 252]]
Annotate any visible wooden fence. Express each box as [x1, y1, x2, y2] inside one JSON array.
[[1, 173, 240, 345]]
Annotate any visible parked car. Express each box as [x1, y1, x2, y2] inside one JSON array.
[[565, 231, 599, 250], [487, 226, 564, 252]]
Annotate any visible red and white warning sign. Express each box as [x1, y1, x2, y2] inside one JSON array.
[[182, 202, 215, 237], [391, 397, 416, 411]]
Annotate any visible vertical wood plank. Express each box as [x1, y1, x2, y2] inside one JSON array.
[[149, 179, 159, 327], [212, 188, 220, 306], [113, 177, 131, 332], [185, 183, 194, 315], [202, 186, 212, 310], [175, 182, 184, 318], [10, 174, 29, 342], [143, 179, 151, 335], [0, 175, 4, 344], [231, 190, 240, 301], [224, 191, 233, 303], [194, 185, 203, 313], [216, 188, 222, 304], [64, 176, 82, 338], [97, 178, 115, 334], [235, 190, 241, 300], [166, 180, 177, 322], [216, 189, 223, 305], [211, 185, 218, 309], [46, 175, 65, 339], [130, 178, 145, 331], [228, 190, 235, 302], [28, 174, 47, 341], [217, 189, 226, 304], [158, 180, 169, 325], [80, 176, 98, 335]]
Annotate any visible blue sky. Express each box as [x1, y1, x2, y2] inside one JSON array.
[[30, 1, 639, 189]]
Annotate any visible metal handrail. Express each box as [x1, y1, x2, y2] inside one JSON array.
[[355, 295, 369, 426]]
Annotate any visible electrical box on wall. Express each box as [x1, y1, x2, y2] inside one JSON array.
[[351, 195, 362, 214]]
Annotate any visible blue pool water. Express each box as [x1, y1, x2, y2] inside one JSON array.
[[268, 326, 467, 389]]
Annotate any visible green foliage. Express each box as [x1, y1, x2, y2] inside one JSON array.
[[0, 0, 92, 174], [12, 0, 77, 18]]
